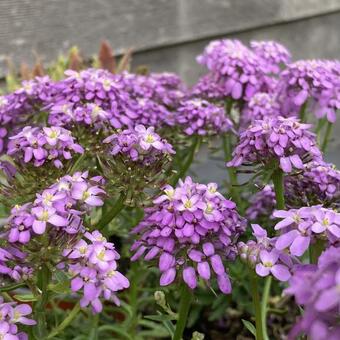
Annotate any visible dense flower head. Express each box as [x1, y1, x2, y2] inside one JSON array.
[[285, 246, 340, 340], [0, 172, 105, 280], [0, 76, 55, 153], [0, 297, 36, 339], [130, 177, 246, 293], [190, 74, 226, 101], [196, 39, 270, 101], [176, 98, 233, 136], [238, 224, 293, 282], [227, 116, 322, 173], [285, 160, 340, 207], [273, 206, 340, 257], [122, 72, 186, 109], [103, 125, 175, 162], [278, 60, 340, 122], [245, 185, 276, 221], [250, 40, 291, 74], [65, 230, 129, 313], [7, 126, 84, 168], [241, 92, 280, 129], [47, 69, 137, 129]]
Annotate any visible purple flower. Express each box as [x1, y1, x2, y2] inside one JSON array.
[[103, 124, 175, 164], [176, 99, 233, 136], [274, 206, 340, 256], [131, 177, 246, 293], [196, 39, 272, 101], [285, 246, 340, 340], [250, 40, 291, 74], [227, 116, 322, 173], [278, 60, 339, 122], [255, 249, 291, 281], [238, 224, 294, 282], [0, 298, 35, 339], [66, 231, 129, 313], [246, 185, 276, 221], [7, 126, 83, 168]]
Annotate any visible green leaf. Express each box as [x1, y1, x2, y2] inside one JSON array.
[[98, 325, 133, 340], [242, 319, 256, 336], [144, 314, 177, 322], [13, 294, 38, 302], [48, 280, 71, 294]]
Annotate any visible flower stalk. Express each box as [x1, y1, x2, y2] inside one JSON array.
[[173, 284, 192, 340]]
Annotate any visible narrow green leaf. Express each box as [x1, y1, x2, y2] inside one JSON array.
[[13, 294, 37, 302], [242, 319, 256, 336]]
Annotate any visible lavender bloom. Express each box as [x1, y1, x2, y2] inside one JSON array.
[[190, 74, 225, 101], [227, 116, 322, 173], [1, 172, 105, 280], [284, 160, 340, 208], [176, 99, 233, 136], [65, 231, 129, 313], [245, 185, 276, 221], [285, 246, 340, 340], [0, 297, 36, 339], [250, 41, 291, 74], [196, 39, 270, 101], [240, 92, 280, 129], [103, 125, 175, 162], [131, 177, 246, 293], [0, 76, 55, 153], [122, 72, 186, 110], [238, 224, 293, 281], [278, 60, 339, 122], [7, 126, 84, 168], [274, 206, 340, 256]]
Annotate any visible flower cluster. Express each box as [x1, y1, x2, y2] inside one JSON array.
[[196, 39, 278, 101], [250, 40, 291, 74], [0, 172, 105, 279], [122, 72, 186, 109], [278, 60, 340, 122], [273, 206, 340, 257], [7, 126, 84, 168], [245, 185, 276, 221], [285, 246, 340, 340], [241, 92, 280, 129], [238, 224, 293, 281], [285, 160, 340, 207], [103, 125, 175, 162], [0, 76, 55, 153], [190, 74, 225, 101], [176, 99, 233, 135], [65, 231, 129, 313], [131, 177, 246, 293], [47, 69, 136, 129], [0, 297, 36, 339], [227, 116, 322, 173]]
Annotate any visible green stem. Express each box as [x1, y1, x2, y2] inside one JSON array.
[[171, 136, 199, 186], [128, 262, 142, 335], [89, 313, 99, 340], [271, 169, 285, 210], [33, 264, 52, 339], [321, 121, 333, 153], [223, 133, 240, 206], [47, 303, 81, 339], [261, 276, 272, 340], [0, 282, 26, 292], [173, 284, 192, 340], [299, 102, 308, 123], [309, 239, 325, 264], [248, 268, 264, 340], [97, 193, 126, 230]]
